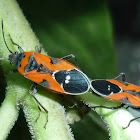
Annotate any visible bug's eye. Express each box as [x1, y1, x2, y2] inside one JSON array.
[[11, 56, 16, 60]]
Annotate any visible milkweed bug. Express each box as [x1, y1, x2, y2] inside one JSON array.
[[0, 20, 91, 128], [91, 73, 140, 128]]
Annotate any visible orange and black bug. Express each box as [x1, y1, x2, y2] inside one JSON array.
[[0, 20, 91, 128], [91, 73, 140, 128]]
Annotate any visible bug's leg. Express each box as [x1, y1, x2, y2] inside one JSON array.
[[123, 116, 140, 129], [68, 103, 78, 108], [30, 83, 41, 122], [30, 82, 48, 128], [61, 54, 75, 60], [9, 34, 24, 53], [125, 106, 129, 109], [91, 103, 125, 110], [61, 54, 79, 68], [35, 46, 42, 53], [113, 73, 126, 82]]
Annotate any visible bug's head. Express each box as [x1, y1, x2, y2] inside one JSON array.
[[9, 52, 19, 64], [8, 52, 25, 68]]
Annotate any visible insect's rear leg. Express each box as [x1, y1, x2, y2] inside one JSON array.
[[91, 103, 125, 110], [113, 73, 126, 82], [61, 54, 75, 60], [30, 82, 48, 128], [61, 54, 80, 68]]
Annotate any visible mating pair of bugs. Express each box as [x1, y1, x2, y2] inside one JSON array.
[[0, 20, 140, 129]]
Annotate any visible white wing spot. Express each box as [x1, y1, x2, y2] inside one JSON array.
[[108, 85, 111, 91], [66, 75, 71, 80], [65, 80, 69, 84], [65, 75, 71, 84]]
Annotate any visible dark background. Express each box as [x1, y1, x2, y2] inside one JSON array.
[[109, 0, 140, 84]]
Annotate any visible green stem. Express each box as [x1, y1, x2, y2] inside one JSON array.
[[0, 93, 19, 140]]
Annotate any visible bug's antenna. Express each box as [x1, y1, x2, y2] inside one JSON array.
[[1, 20, 13, 53]]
